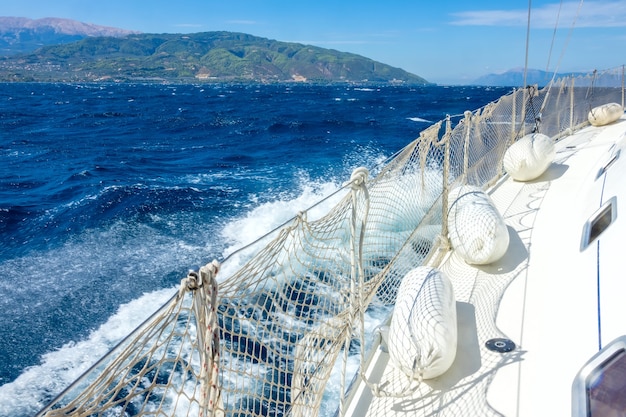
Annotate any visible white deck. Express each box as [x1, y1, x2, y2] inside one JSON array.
[[344, 116, 626, 417]]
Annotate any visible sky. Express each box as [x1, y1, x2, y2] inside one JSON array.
[[2, 0, 625, 84]]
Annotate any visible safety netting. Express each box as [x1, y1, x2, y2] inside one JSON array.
[[36, 66, 625, 417]]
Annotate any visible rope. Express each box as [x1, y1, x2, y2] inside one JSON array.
[[196, 261, 222, 417], [339, 167, 370, 416]]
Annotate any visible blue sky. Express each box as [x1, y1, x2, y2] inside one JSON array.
[[2, 0, 625, 84]]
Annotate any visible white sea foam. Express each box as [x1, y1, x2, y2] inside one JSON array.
[[222, 180, 343, 246], [218, 178, 345, 279], [0, 287, 176, 417], [407, 116, 432, 123]]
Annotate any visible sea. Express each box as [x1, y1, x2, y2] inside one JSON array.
[[0, 81, 509, 416]]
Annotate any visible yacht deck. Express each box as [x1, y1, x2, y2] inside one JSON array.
[[344, 116, 626, 417]]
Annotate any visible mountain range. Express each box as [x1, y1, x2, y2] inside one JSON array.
[[0, 17, 428, 84], [0, 17, 585, 86], [472, 67, 587, 87]]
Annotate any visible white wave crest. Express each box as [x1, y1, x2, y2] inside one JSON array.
[[0, 287, 176, 417]]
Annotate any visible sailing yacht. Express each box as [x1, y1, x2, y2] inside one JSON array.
[[36, 3, 626, 417]]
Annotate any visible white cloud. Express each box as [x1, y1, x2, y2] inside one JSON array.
[[450, 1, 626, 28], [450, 9, 527, 26]]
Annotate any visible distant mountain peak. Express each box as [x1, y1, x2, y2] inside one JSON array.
[[472, 67, 586, 87], [0, 16, 139, 37], [0, 16, 139, 56]]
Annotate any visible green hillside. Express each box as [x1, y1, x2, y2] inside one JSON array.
[[0, 31, 430, 84]]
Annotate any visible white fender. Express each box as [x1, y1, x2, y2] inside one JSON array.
[[447, 185, 509, 265], [503, 133, 555, 181], [388, 266, 457, 380], [588, 102, 624, 127]]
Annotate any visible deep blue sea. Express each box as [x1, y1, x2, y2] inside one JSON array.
[[0, 82, 508, 416]]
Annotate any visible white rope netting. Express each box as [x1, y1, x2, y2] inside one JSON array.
[[37, 66, 625, 417], [37, 262, 222, 417]]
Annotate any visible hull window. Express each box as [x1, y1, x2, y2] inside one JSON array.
[[596, 149, 620, 179], [572, 336, 626, 416], [587, 349, 626, 416], [581, 196, 617, 251]]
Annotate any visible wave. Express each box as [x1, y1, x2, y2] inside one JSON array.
[[218, 177, 344, 279], [0, 175, 345, 416], [0, 215, 213, 384], [0, 288, 176, 417], [407, 116, 432, 123]]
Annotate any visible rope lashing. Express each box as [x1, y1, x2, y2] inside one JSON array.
[[345, 166, 369, 191], [197, 260, 222, 417]]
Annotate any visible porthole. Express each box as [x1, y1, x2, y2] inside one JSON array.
[[572, 336, 626, 417], [596, 149, 620, 179], [580, 196, 617, 251]]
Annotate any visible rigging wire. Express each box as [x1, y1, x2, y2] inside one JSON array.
[[538, 0, 585, 121], [545, 0, 564, 82], [522, 0, 532, 89], [521, 1, 544, 134], [521, 1, 541, 134], [545, 0, 585, 89]]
